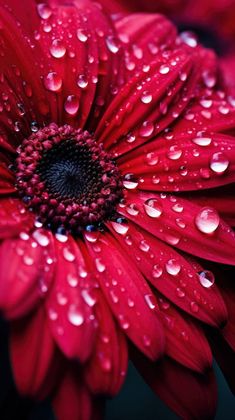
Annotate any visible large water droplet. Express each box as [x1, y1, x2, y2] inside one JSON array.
[[32, 230, 49, 247], [44, 72, 62, 92], [210, 152, 229, 174], [145, 151, 159, 166], [198, 270, 215, 288], [167, 145, 182, 160], [144, 198, 163, 218], [123, 173, 139, 190], [111, 219, 129, 235], [165, 259, 181, 276], [192, 137, 212, 146], [37, 3, 52, 19], [141, 91, 153, 104], [195, 207, 220, 234], [159, 64, 170, 74], [64, 95, 79, 115], [50, 39, 66, 58], [68, 305, 84, 326], [139, 121, 154, 137]]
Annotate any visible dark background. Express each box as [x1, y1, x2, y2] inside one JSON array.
[[1, 318, 235, 420]]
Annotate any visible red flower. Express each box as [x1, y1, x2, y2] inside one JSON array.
[[1, 0, 235, 419], [99, 0, 235, 94]]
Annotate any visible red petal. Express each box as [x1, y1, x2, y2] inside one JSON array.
[[109, 220, 227, 327], [118, 191, 235, 265], [96, 46, 199, 157], [52, 367, 104, 420], [0, 229, 55, 319], [0, 0, 123, 139], [84, 231, 165, 360], [45, 236, 97, 361], [155, 291, 212, 372], [175, 92, 235, 135], [132, 351, 217, 420], [10, 306, 61, 399], [118, 132, 235, 192], [85, 290, 128, 396], [0, 164, 16, 194], [0, 198, 34, 239]]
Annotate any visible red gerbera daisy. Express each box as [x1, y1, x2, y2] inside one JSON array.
[[1, 1, 235, 419]]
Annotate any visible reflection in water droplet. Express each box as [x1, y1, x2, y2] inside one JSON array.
[[198, 270, 215, 288], [210, 152, 229, 174], [144, 199, 163, 218]]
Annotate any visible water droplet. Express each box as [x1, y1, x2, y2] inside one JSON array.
[[123, 173, 139, 190], [106, 36, 119, 53], [165, 259, 181, 276], [180, 31, 198, 47], [126, 132, 136, 143], [152, 264, 163, 278], [126, 203, 139, 216], [44, 72, 62, 92], [23, 255, 34, 266], [67, 273, 78, 287], [118, 314, 130, 330], [37, 3, 52, 19], [68, 304, 84, 326], [172, 203, 184, 213], [167, 145, 182, 160], [144, 294, 156, 309], [50, 39, 66, 58], [63, 246, 75, 262], [77, 74, 88, 89], [81, 289, 96, 307], [32, 230, 49, 247], [192, 137, 212, 146], [198, 270, 215, 288], [139, 121, 154, 137], [195, 207, 220, 234], [95, 258, 106, 273], [159, 64, 170, 74], [210, 152, 229, 174], [144, 198, 163, 218], [176, 287, 185, 298], [64, 95, 79, 115], [55, 232, 68, 243], [145, 152, 159, 166], [141, 91, 153, 104], [99, 354, 112, 372], [139, 240, 150, 252], [111, 219, 129, 235], [57, 292, 68, 306], [77, 29, 88, 42]]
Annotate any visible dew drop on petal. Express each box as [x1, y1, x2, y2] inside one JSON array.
[[192, 137, 212, 146], [63, 246, 75, 262], [106, 36, 119, 53], [68, 304, 84, 326], [67, 273, 78, 287], [180, 31, 198, 47], [139, 121, 154, 137], [77, 74, 88, 89], [37, 3, 52, 19], [141, 91, 153, 104], [210, 152, 229, 174], [165, 259, 181, 276], [123, 173, 139, 190], [95, 258, 106, 273], [145, 152, 159, 166], [190, 301, 199, 313], [167, 145, 182, 160], [64, 95, 79, 115], [198, 270, 215, 288], [50, 39, 66, 58], [144, 198, 163, 218], [152, 264, 163, 279], [111, 220, 129, 235], [77, 29, 88, 42], [144, 294, 156, 309], [139, 240, 150, 252], [159, 64, 170, 74], [195, 207, 220, 234], [32, 230, 49, 247], [44, 72, 62, 92]]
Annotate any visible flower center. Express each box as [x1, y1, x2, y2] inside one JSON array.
[[15, 124, 123, 233]]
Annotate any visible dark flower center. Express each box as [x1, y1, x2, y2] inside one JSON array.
[[15, 124, 123, 233]]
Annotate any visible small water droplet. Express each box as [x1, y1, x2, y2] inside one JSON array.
[[159, 64, 170, 74], [152, 264, 163, 279], [32, 230, 49, 247], [192, 137, 212, 146], [77, 29, 88, 42], [190, 301, 199, 313], [139, 240, 150, 252], [37, 3, 52, 19], [77, 74, 88, 89], [167, 145, 182, 160], [145, 151, 159, 166], [139, 121, 154, 137], [144, 294, 156, 309], [63, 246, 75, 262], [95, 258, 106, 273], [106, 36, 119, 53], [111, 219, 129, 235], [180, 31, 198, 47]]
